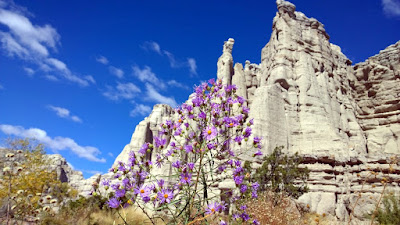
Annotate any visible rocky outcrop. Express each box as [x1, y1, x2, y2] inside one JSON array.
[[353, 41, 400, 155], [44, 154, 85, 186], [111, 0, 400, 222], [0, 148, 86, 195]]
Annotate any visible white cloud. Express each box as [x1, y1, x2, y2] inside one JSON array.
[[130, 104, 152, 117], [187, 58, 197, 75], [108, 152, 114, 157], [141, 41, 197, 75], [0, 124, 105, 162], [0, 3, 92, 86], [132, 65, 166, 89], [44, 75, 58, 81], [95, 55, 109, 65], [108, 66, 124, 78], [141, 41, 161, 55], [48, 105, 83, 123], [145, 83, 177, 107], [382, 0, 400, 17], [84, 75, 96, 84], [0, 8, 59, 57], [103, 82, 141, 101], [23, 67, 34, 76], [163, 50, 178, 68], [0, 83, 3, 89], [167, 80, 190, 90]]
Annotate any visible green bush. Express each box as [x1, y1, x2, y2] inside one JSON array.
[[374, 193, 400, 225], [252, 146, 309, 198]]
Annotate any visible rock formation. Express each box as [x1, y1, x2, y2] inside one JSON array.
[[0, 148, 86, 195], [109, 0, 400, 222]]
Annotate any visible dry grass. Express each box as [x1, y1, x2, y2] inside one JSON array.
[[88, 206, 162, 225], [40, 206, 164, 225], [245, 191, 303, 225]]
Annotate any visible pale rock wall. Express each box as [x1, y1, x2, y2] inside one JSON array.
[[353, 41, 400, 155]]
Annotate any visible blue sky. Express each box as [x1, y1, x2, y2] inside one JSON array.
[[0, 0, 399, 178]]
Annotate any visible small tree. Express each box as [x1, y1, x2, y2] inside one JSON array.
[[253, 146, 309, 199], [0, 138, 75, 224]]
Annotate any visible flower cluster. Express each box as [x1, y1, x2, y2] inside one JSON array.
[[101, 79, 263, 224]]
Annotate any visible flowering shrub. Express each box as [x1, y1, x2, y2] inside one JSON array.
[[100, 79, 263, 224], [0, 138, 73, 224]]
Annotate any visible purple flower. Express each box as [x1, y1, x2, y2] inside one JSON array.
[[252, 191, 258, 198], [240, 204, 247, 211], [139, 171, 148, 180], [243, 127, 252, 138], [154, 137, 167, 148], [233, 167, 244, 176], [208, 78, 215, 85], [172, 160, 181, 169], [158, 189, 174, 204], [122, 178, 130, 186], [139, 143, 149, 155], [253, 136, 261, 144], [106, 197, 121, 209], [206, 143, 215, 150], [134, 185, 150, 198], [252, 182, 260, 191], [142, 196, 151, 203], [218, 165, 227, 173], [234, 160, 241, 167], [111, 183, 120, 191], [184, 144, 193, 153], [220, 221, 227, 225], [157, 179, 165, 188], [240, 185, 248, 193], [180, 173, 192, 185], [101, 179, 110, 187], [187, 162, 195, 170], [242, 106, 250, 114], [155, 155, 164, 168], [115, 189, 126, 198], [202, 126, 217, 141], [225, 84, 237, 92], [234, 136, 243, 144], [224, 117, 238, 128], [252, 219, 260, 225], [249, 118, 254, 125], [199, 111, 206, 119], [205, 202, 222, 215], [192, 97, 203, 107], [253, 150, 262, 157], [241, 212, 250, 221], [234, 175, 244, 185], [174, 128, 182, 136]]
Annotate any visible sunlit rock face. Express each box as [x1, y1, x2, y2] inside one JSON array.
[[353, 41, 400, 155], [111, 0, 400, 221]]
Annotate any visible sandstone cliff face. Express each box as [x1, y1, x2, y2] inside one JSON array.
[[111, 0, 400, 221]]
